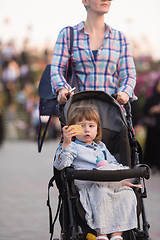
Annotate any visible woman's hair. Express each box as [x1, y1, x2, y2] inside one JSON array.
[[67, 105, 102, 143]]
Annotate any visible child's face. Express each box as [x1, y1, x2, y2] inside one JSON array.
[[75, 118, 98, 145]]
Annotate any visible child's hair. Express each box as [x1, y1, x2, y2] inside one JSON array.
[[67, 105, 102, 143]]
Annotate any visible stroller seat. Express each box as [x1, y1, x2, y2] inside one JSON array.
[[47, 91, 150, 240]]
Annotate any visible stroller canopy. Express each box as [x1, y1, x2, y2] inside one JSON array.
[[62, 91, 131, 167]]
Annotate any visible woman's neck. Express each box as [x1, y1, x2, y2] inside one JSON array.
[[84, 16, 106, 50], [84, 14, 105, 34]]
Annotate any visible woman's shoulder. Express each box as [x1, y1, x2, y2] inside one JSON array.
[[57, 26, 70, 37], [58, 22, 82, 35]]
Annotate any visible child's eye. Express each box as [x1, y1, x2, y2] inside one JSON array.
[[89, 125, 94, 127]]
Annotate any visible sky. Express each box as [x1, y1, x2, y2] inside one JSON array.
[[0, 0, 160, 59]]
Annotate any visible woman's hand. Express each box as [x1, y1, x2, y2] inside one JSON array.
[[117, 91, 129, 105], [57, 88, 69, 105], [57, 87, 74, 105], [62, 126, 77, 147]]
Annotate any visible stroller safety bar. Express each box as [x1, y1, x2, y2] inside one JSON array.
[[65, 165, 150, 182]]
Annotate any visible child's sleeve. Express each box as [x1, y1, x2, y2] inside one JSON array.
[[53, 142, 78, 170]]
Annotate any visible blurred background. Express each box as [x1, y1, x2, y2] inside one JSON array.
[[0, 0, 160, 239]]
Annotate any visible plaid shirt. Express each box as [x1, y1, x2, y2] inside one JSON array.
[[51, 21, 137, 100]]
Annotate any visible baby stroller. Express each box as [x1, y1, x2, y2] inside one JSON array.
[[47, 91, 150, 240]]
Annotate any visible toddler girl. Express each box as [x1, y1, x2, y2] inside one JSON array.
[[54, 105, 139, 240]]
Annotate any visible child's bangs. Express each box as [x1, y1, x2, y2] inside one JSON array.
[[67, 106, 99, 125], [76, 108, 98, 123], [84, 109, 98, 123]]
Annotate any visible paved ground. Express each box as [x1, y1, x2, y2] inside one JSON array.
[[0, 140, 160, 240]]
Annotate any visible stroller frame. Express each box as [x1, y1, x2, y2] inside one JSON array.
[[47, 91, 150, 240]]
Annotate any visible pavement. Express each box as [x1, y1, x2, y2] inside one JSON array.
[[0, 140, 160, 240]]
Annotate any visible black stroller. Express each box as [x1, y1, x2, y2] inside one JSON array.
[[47, 91, 150, 240]]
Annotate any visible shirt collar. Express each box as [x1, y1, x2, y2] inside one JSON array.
[[75, 139, 98, 149], [77, 21, 85, 32]]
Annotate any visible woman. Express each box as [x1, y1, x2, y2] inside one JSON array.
[[143, 78, 160, 173], [51, 0, 137, 105]]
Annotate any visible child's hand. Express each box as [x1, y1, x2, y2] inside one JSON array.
[[62, 125, 77, 147]]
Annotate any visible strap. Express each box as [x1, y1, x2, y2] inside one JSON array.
[[47, 176, 55, 234], [65, 26, 74, 79], [46, 176, 62, 240], [49, 195, 61, 240], [69, 26, 74, 56], [38, 115, 52, 152]]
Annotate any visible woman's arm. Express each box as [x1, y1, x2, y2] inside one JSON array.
[[50, 27, 72, 94], [117, 32, 136, 101]]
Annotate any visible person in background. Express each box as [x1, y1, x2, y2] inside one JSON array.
[[0, 108, 4, 146], [51, 0, 137, 106], [143, 78, 160, 174]]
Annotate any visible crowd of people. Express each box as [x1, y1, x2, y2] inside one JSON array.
[[0, 39, 61, 144]]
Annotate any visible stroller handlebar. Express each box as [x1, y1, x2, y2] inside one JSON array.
[[65, 165, 150, 182]]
